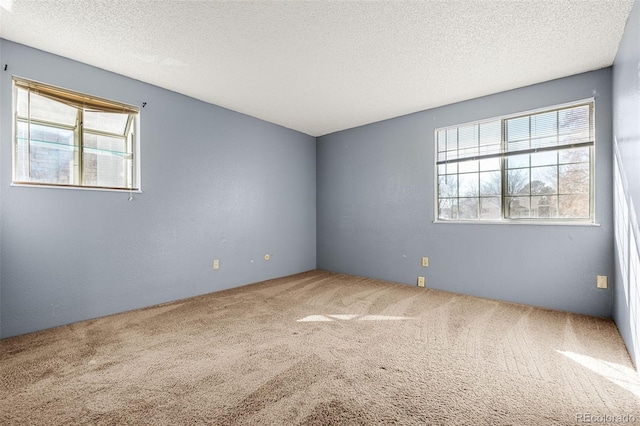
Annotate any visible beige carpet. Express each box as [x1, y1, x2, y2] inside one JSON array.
[[1, 270, 639, 425]]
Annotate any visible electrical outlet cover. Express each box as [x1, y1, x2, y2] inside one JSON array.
[[596, 275, 608, 289]]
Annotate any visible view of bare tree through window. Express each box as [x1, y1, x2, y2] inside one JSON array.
[[436, 102, 593, 222]]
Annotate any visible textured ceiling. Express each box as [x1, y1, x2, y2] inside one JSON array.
[[0, 0, 634, 136]]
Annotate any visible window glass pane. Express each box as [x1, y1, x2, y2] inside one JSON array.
[[15, 124, 30, 182], [17, 121, 75, 147], [531, 195, 558, 218], [507, 139, 529, 153], [83, 132, 127, 154], [446, 128, 457, 152], [559, 105, 590, 144], [531, 136, 558, 150], [458, 125, 478, 149], [478, 120, 501, 158], [506, 197, 530, 218], [530, 166, 557, 194], [480, 197, 501, 220], [559, 130, 590, 145], [559, 194, 590, 218], [16, 88, 29, 118], [16, 88, 77, 126], [559, 147, 589, 164], [559, 105, 589, 134], [531, 111, 557, 138], [82, 152, 129, 188], [506, 168, 529, 196], [84, 111, 129, 135], [17, 121, 76, 184], [530, 150, 557, 167], [16, 88, 27, 117], [437, 130, 446, 152], [459, 145, 478, 159], [479, 144, 500, 157], [506, 154, 529, 169], [459, 173, 479, 197], [438, 198, 458, 220], [480, 171, 501, 196], [506, 116, 529, 142], [437, 162, 457, 174], [479, 157, 500, 171], [438, 175, 458, 198], [559, 163, 590, 194], [83, 133, 129, 188], [458, 198, 479, 220], [479, 121, 501, 146], [458, 160, 478, 174]]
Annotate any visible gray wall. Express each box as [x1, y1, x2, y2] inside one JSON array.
[[0, 40, 3, 338], [612, 0, 640, 368], [0, 40, 316, 338], [0, 31, 628, 340], [318, 69, 614, 318]]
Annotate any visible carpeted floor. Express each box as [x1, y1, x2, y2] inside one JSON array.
[[1, 270, 639, 425]]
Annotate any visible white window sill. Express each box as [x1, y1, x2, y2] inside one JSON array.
[[11, 182, 142, 194], [433, 219, 600, 227]]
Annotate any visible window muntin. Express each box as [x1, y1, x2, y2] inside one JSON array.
[[436, 101, 594, 223], [13, 78, 139, 190]]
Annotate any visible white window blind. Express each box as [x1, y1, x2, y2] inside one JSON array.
[[437, 103, 593, 166]]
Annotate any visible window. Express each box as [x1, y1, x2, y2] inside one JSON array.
[[436, 101, 594, 223], [13, 77, 139, 190]]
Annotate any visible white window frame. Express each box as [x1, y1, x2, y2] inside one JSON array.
[[434, 99, 595, 224], [12, 77, 140, 191]]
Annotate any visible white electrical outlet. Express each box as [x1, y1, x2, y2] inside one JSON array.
[[596, 275, 608, 289], [422, 257, 429, 267], [213, 259, 219, 270], [417, 276, 425, 287]]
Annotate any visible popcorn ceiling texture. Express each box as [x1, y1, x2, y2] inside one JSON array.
[[0, 271, 638, 424], [0, 0, 634, 136]]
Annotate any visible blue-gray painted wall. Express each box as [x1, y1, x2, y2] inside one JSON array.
[[0, 40, 3, 338], [612, 0, 640, 368], [0, 31, 630, 340], [0, 40, 316, 338], [317, 69, 614, 318]]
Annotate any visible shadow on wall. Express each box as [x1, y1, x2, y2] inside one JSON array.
[[613, 139, 640, 371]]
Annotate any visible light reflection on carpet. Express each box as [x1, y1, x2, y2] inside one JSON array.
[[297, 314, 413, 322], [557, 350, 640, 398]]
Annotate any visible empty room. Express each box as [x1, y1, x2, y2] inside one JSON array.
[[1, 0, 639, 424]]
